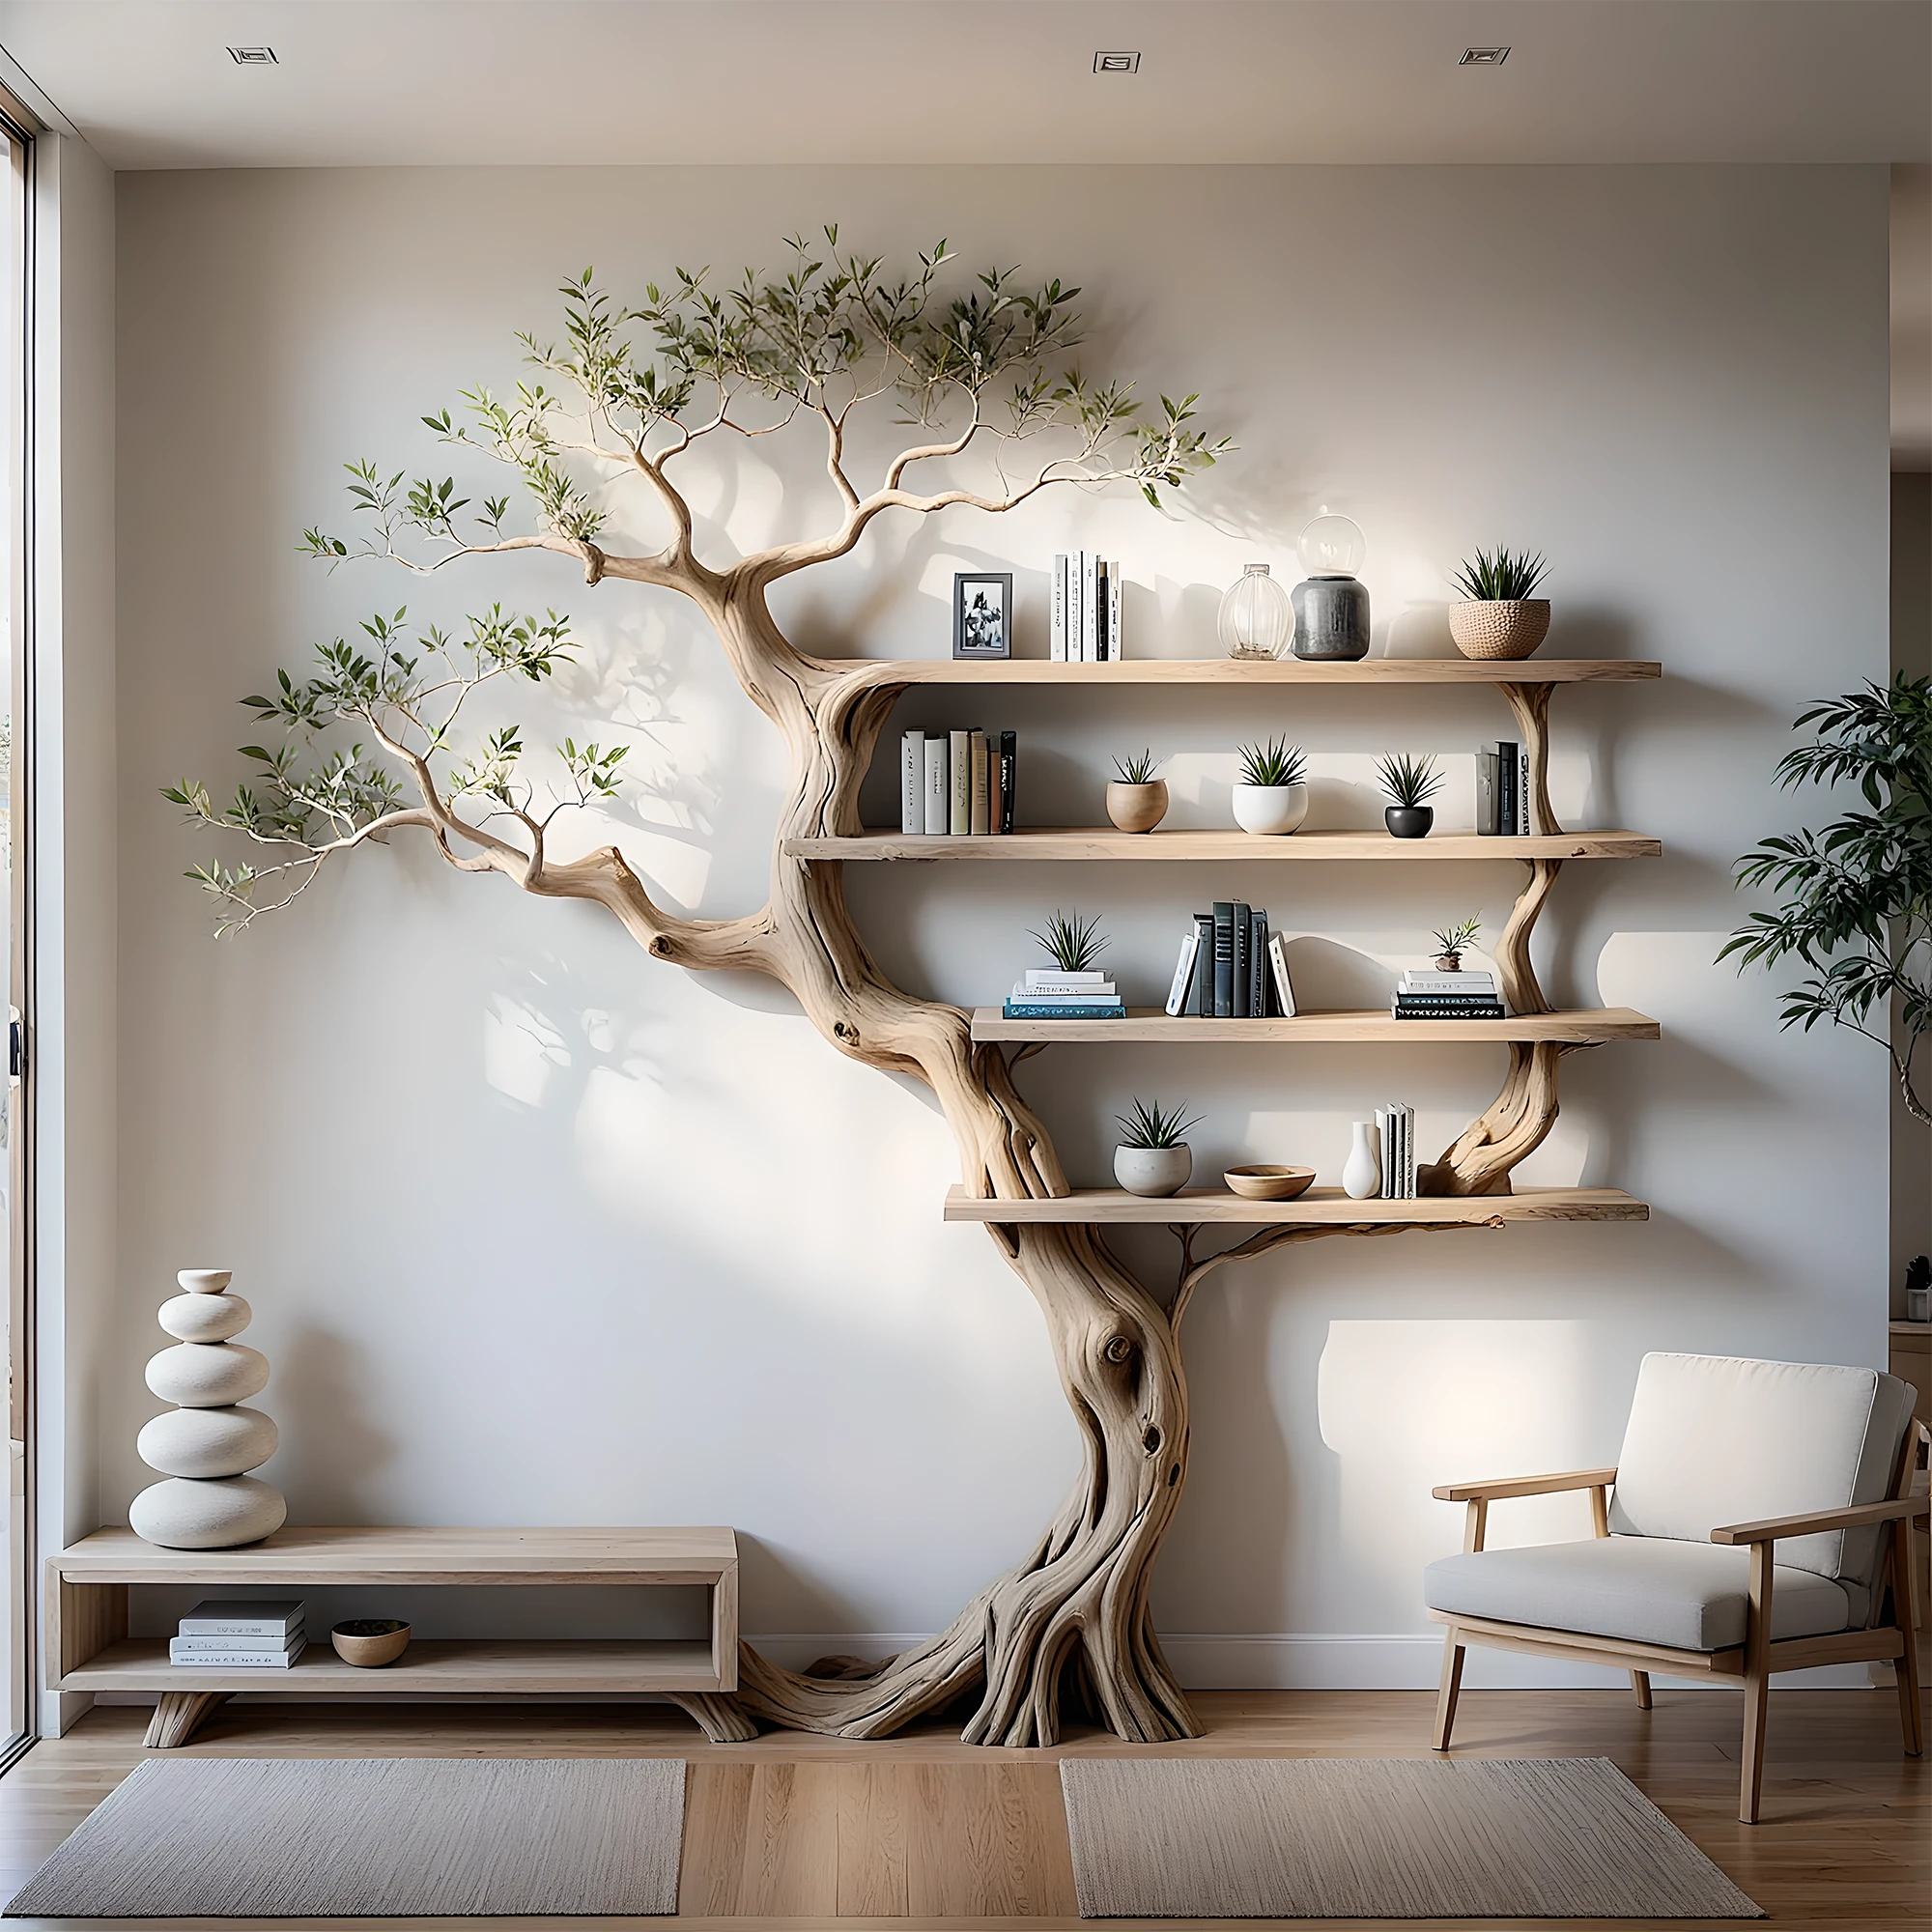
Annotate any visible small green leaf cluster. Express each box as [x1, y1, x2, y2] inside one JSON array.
[[1115, 1097, 1204, 1150], [1452, 546, 1548, 602], [1432, 914, 1484, 956], [1376, 753, 1443, 808], [1236, 738, 1307, 789], [1112, 749, 1160, 784], [1030, 908, 1108, 973]]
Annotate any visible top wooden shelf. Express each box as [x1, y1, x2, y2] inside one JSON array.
[[52, 1525, 738, 1586], [813, 657, 1661, 686]]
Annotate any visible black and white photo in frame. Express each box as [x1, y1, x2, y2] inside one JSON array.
[[952, 572, 1013, 659]]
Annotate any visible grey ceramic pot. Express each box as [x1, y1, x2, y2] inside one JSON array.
[[1385, 806, 1434, 838], [1291, 575, 1371, 662]]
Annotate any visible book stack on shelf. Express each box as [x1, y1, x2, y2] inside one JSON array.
[[1005, 970, 1124, 1021], [1050, 553, 1124, 662], [1166, 903, 1296, 1018], [1393, 968, 1506, 1019], [1375, 1102, 1418, 1199], [168, 1597, 306, 1669], [1476, 740, 1529, 836], [900, 730, 1016, 836]]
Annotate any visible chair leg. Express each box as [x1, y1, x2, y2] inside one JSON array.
[[1630, 1669, 1652, 1710], [1433, 1630, 1466, 1751], [1739, 1542, 1774, 1825], [1892, 1519, 1923, 1757]]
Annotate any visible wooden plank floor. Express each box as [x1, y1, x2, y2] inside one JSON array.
[[0, 1678, 1922, 1928]]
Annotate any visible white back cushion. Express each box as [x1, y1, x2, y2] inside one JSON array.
[[1607, 1353, 1913, 1588]]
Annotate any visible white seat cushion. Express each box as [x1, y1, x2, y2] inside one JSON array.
[[1607, 1354, 1915, 1613], [1423, 1535, 1851, 1652]]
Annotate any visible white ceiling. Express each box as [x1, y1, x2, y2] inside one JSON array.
[[0, 0, 1927, 171]]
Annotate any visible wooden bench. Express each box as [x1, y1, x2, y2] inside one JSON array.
[[48, 1525, 753, 1746]]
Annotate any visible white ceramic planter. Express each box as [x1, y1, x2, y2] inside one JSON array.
[[1232, 782, 1308, 836], [1115, 1145, 1193, 1198]]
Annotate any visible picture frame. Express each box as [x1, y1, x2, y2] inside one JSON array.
[[952, 572, 1013, 659]]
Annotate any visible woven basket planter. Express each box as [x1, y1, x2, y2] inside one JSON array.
[[1450, 599, 1550, 661]]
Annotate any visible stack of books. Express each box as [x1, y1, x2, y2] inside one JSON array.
[[1375, 1102, 1418, 1199], [899, 729, 1016, 836], [1004, 971, 1124, 1021], [1476, 741, 1529, 836], [1166, 904, 1294, 1018], [169, 1598, 306, 1669], [1050, 553, 1124, 662], [1393, 969, 1506, 1019]]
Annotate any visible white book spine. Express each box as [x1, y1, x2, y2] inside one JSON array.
[[949, 729, 972, 835], [1082, 552, 1099, 662], [1376, 1106, 1393, 1200], [1023, 972, 1112, 988], [168, 1641, 307, 1667], [1267, 932, 1296, 1017], [171, 1632, 302, 1653], [1067, 552, 1084, 665], [1406, 1106, 1417, 1198], [1165, 930, 1200, 1017], [900, 730, 923, 835], [1050, 554, 1068, 662], [1108, 561, 1123, 661], [923, 735, 948, 835]]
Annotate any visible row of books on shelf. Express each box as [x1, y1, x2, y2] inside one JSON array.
[[1478, 741, 1531, 837], [898, 729, 1017, 836], [167, 1598, 306, 1668], [1006, 969, 1123, 1018], [1166, 904, 1295, 1018], [1049, 553, 1124, 662], [1393, 969, 1506, 1019], [1375, 1103, 1419, 1199]]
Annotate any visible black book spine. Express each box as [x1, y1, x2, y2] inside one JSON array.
[[1232, 902, 1250, 1018], [998, 730, 1016, 835], [1250, 909, 1269, 1017], [1500, 742, 1519, 837], [1211, 902, 1235, 1018], [1192, 912, 1214, 1015]]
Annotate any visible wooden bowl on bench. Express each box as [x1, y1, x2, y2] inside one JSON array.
[[331, 1618, 411, 1667], [1223, 1164, 1316, 1201]]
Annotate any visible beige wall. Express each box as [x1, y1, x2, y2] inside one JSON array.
[[109, 163, 1891, 1686]]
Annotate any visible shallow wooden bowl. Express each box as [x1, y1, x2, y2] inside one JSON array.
[[1223, 1164, 1316, 1200], [331, 1618, 411, 1667]]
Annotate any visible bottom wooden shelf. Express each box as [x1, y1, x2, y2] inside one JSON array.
[[943, 1185, 1648, 1226], [59, 1637, 722, 1696]]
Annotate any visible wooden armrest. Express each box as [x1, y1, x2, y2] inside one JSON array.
[[1710, 1495, 1931, 1546], [1432, 1467, 1618, 1503]]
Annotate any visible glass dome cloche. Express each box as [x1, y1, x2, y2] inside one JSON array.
[[1216, 563, 1293, 662], [1292, 513, 1371, 662]]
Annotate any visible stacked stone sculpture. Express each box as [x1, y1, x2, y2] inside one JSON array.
[[128, 1268, 287, 1548]]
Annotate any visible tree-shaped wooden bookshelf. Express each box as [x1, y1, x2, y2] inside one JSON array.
[[173, 241, 1659, 1751]]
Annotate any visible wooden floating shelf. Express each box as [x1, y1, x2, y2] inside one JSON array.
[[816, 657, 1662, 686], [944, 1185, 1649, 1226], [971, 1006, 1661, 1044], [787, 829, 1662, 863], [59, 1637, 723, 1697]]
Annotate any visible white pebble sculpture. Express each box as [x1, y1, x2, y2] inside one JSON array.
[[129, 1268, 287, 1548]]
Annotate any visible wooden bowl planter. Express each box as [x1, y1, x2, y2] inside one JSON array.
[[1105, 781, 1169, 834], [1450, 599, 1550, 662], [331, 1619, 412, 1667], [1223, 1164, 1315, 1201]]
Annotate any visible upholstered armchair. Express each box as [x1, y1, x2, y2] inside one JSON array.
[[1423, 1352, 1928, 1823]]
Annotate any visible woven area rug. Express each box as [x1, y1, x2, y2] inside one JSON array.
[[1060, 1756, 1762, 1919], [4, 1756, 686, 1917]]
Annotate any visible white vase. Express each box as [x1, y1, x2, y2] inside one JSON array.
[[1232, 782, 1308, 836], [1342, 1121, 1382, 1200], [1115, 1145, 1192, 1198]]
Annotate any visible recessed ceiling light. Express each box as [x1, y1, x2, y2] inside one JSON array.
[[227, 46, 278, 65], [1459, 46, 1510, 66], [1094, 51, 1141, 74]]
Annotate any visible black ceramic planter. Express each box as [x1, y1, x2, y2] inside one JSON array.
[[1385, 806, 1434, 838]]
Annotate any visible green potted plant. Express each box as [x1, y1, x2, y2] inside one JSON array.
[[1449, 545, 1549, 662], [1106, 749, 1168, 834], [1029, 907, 1108, 973], [1432, 914, 1483, 971], [1232, 737, 1309, 836], [1377, 753, 1443, 838], [1114, 1097, 1204, 1198]]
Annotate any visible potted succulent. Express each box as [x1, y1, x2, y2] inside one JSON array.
[[1378, 753, 1443, 838], [1449, 546, 1550, 661], [1029, 907, 1109, 973], [1432, 914, 1483, 972], [1232, 737, 1310, 836], [1106, 750, 1168, 833], [1114, 1097, 1203, 1198]]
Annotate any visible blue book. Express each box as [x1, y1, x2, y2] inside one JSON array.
[[1003, 1002, 1126, 1020]]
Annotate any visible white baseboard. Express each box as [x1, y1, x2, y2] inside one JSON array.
[[747, 1632, 1876, 1693]]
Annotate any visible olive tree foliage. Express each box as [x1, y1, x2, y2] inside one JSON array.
[[166, 232, 1225, 932], [1722, 673, 1932, 1123]]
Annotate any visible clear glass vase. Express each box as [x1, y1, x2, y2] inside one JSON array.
[[1217, 563, 1292, 661]]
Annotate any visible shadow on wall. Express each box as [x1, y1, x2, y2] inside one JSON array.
[[275, 1323, 400, 1519]]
